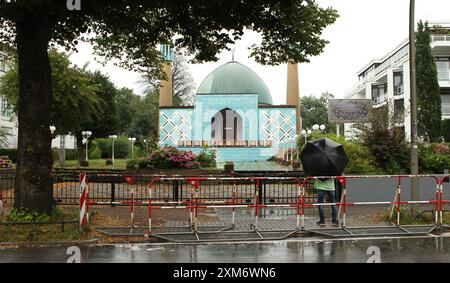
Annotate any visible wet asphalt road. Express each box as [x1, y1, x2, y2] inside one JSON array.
[[1, 236, 450, 263]]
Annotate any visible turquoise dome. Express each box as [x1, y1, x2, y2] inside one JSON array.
[[196, 61, 273, 105]]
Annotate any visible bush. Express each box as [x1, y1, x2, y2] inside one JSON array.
[[126, 159, 139, 169], [114, 135, 131, 159], [147, 146, 200, 169], [95, 138, 111, 159], [354, 106, 410, 174], [196, 147, 217, 168], [419, 143, 450, 174], [7, 208, 66, 222], [299, 133, 380, 175], [65, 149, 77, 160], [88, 142, 102, 160], [0, 148, 17, 163], [90, 135, 130, 159], [134, 146, 148, 159]]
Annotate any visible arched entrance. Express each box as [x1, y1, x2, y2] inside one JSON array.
[[211, 108, 243, 144]]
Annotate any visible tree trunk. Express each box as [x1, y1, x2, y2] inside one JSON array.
[[76, 131, 86, 164], [14, 17, 55, 214]]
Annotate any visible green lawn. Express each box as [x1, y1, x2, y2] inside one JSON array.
[[54, 159, 128, 169]]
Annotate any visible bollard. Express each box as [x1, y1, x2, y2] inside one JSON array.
[[173, 180, 179, 202], [110, 181, 116, 207]]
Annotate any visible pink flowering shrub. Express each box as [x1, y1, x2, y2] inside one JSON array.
[[147, 146, 200, 169], [435, 144, 450, 154], [419, 143, 450, 174]]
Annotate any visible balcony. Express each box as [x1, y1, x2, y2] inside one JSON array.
[[394, 86, 404, 96], [431, 35, 450, 56], [373, 95, 387, 106], [431, 34, 450, 44]]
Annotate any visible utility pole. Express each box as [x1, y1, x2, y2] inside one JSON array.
[[409, 0, 420, 201]]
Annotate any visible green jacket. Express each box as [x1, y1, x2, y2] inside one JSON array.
[[314, 179, 335, 191]]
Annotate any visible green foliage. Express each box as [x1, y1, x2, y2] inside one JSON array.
[[196, 147, 217, 168], [79, 71, 120, 139], [354, 106, 410, 174], [146, 147, 200, 169], [88, 142, 102, 160], [382, 206, 435, 225], [6, 208, 65, 223], [126, 159, 139, 169], [94, 138, 112, 159], [0, 148, 17, 163], [419, 143, 450, 174], [1, 1, 338, 68], [416, 21, 443, 141], [65, 149, 77, 161], [300, 133, 380, 175], [0, 0, 339, 214], [300, 92, 336, 133], [134, 146, 148, 159], [115, 136, 132, 159], [0, 49, 101, 135], [92, 135, 131, 159]]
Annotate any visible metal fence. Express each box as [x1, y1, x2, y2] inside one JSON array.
[[0, 169, 318, 207]]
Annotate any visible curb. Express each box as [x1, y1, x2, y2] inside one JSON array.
[[0, 238, 101, 248]]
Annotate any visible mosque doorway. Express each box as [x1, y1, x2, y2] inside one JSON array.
[[211, 108, 243, 145]]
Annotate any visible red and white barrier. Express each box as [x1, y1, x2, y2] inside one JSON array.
[[88, 174, 448, 236], [439, 175, 450, 225], [79, 173, 89, 227], [124, 176, 135, 228]]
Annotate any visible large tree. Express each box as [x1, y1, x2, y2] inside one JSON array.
[[0, 49, 101, 135], [74, 70, 120, 163], [416, 21, 442, 142], [0, 50, 120, 163], [301, 92, 335, 132], [142, 51, 196, 106], [171, 52, 196, 106], [0, 0, 338, 214]]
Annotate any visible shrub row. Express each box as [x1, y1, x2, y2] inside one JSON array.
[[128, 146, 217, 170]]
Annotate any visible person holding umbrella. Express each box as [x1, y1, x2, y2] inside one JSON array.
[[315, 178, 339, 227], [300, 138, 349, 228]]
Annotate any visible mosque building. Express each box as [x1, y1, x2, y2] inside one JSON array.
[[158, 45, 301, 163]]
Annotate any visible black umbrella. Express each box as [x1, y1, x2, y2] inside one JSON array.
[[300, 138, 349, 176]]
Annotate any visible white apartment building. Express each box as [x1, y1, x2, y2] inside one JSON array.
[[0, 50, 75, 150], [344, 23, 450, 141]]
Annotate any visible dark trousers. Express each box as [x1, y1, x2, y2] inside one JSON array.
[[317, 190, 338, 223]]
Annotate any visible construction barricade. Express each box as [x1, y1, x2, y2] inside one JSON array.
[[84, 174, 449, 242]]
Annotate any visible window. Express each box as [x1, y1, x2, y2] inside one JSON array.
[[372, 84, 387, 104], [394, 72, 404, 96], [442, 94, 450, 116], [436, 57, 450, 81], [0, 97, 12, 119]]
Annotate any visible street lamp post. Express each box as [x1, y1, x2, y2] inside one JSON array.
[[302, 124, 326, 144], [409, 0, 419, 201], [50, 126, 56, 136], [129, 137, 137, 159], [301, 129, 312, 144], [293, 134, 299, 160], [143, 139, 149, 155], [109, 135, 118, 166], [82, 131, 92, 162]]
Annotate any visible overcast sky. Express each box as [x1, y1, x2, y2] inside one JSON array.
[[70, 0, 450, 105]]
